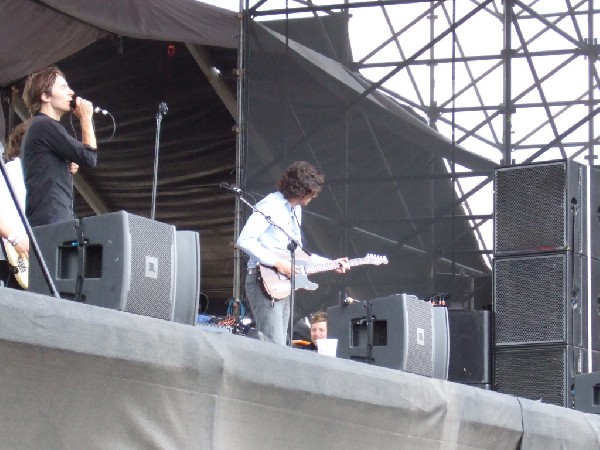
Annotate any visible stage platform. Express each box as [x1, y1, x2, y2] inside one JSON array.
[[0, 288, 599, 449]]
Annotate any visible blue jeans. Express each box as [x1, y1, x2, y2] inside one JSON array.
[[245, 272, 290, 345]]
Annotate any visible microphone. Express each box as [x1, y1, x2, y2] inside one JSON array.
[[219, 182, 242, 194], [70, 97, 109, 115], [158, 102, 168, 115]]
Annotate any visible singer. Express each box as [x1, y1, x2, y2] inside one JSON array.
[[237, 161, 350, 346], [21, 66, 97, 226]]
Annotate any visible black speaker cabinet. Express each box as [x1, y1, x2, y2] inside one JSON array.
[[494, 160, 600, 259], [328, 294, 449, 379], [447, 310, 492, 385], [574, 371, 600, 414], [493, 252, 600, 351], [78, 212, 176, 320], [494, 345, 600, 408]]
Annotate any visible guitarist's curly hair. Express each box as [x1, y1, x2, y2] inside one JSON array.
[[277, 161, 324, 200]]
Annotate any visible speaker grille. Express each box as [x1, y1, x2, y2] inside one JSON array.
[[494, 254, 567, 345], [125, 214, 175, 320], [494, 346, 570, 407], [405, 298, 434, 377], [495, 162, 568, 254]]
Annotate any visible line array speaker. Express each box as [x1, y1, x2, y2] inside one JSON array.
[[494, 345, 600, 408], [494, 160, 600, 259], [493, 252, 600, 350]]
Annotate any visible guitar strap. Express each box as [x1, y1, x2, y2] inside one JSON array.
[[291, 209, 314, 256]]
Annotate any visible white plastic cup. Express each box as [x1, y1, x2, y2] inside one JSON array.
[[316, 338, 338, 357]]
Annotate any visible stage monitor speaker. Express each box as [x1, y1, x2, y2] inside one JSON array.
[[27, 212, 200, 324], [79, 211, 176, 320], [328, 294, 449, 379], [173, 230, 201, 325], [573, 371, 600, 414], [447, 310, 492, 385], [494, 160, 600, 258], [493, 252, 600, 350], [494, 345, 600, 408]]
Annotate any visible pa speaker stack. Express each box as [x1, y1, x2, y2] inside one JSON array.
[[493, 160, 600, 408], [28, 211, 200, 325]]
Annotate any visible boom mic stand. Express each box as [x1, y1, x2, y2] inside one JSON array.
[[0, 157, 59, 298], [151, 102, 168, 221], [228, 183, 311, 346]]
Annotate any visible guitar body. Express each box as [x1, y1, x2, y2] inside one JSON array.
[[4, 242, 28, 289], [258, 262, 318, 300], [257, 252, 388, 300]]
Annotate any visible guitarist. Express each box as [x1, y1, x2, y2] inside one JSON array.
[[0, 122, 29, 288], [0, 121, 79, 289], [237, 161, 350, 346]]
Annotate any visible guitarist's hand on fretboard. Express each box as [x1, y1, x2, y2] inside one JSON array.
[[334, 257, 350, 273]]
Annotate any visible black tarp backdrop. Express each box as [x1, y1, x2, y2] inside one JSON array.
[[242, 15, 492, 320]]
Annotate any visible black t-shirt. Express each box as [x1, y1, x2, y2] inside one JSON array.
[[22, 113, 97, 226]]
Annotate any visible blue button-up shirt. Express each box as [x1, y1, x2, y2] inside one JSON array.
[[237, 191, 330, 269]]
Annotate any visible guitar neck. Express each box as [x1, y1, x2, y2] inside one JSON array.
[[305, 257, 368, 275]]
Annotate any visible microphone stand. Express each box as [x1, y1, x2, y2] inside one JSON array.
[[234, 186, 312, 346], [151, 102, 168, 221], [0, 157, 59, 298]]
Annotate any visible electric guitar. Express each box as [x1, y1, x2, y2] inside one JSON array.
[[3, 242, 28, 289], [258, 253, 388, 300]]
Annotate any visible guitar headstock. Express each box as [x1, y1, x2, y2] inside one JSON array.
[[364, 254, 388, 265]]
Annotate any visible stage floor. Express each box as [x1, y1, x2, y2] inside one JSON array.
[[0, 288, 599, 449]]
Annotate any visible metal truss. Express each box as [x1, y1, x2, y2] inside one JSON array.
[[244, 0, 600, 261], [249, 0, 600, 164]]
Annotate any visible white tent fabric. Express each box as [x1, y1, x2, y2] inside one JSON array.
[[0, 0, 238, 86]]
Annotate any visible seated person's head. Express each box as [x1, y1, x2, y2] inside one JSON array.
[[310, 311, 327, 345]]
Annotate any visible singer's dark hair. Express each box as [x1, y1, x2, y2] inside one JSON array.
[[22, 66, 65, 115], [277, 161, 324, 200], [311, 311, 327, 325], [4, 120, 30, 162]]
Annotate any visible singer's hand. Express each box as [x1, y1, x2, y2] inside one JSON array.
[[334, 257, 350, 274], [73, 97, 98, 149], [69, 162, 79, 175], [73, 97, 94, 121]]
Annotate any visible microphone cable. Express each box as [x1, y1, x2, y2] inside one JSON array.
[[68, 104, 117, 143]]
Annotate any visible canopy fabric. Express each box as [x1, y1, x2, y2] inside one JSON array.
[[0, 0, 238, 86], [258, 23, 495, 172]]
